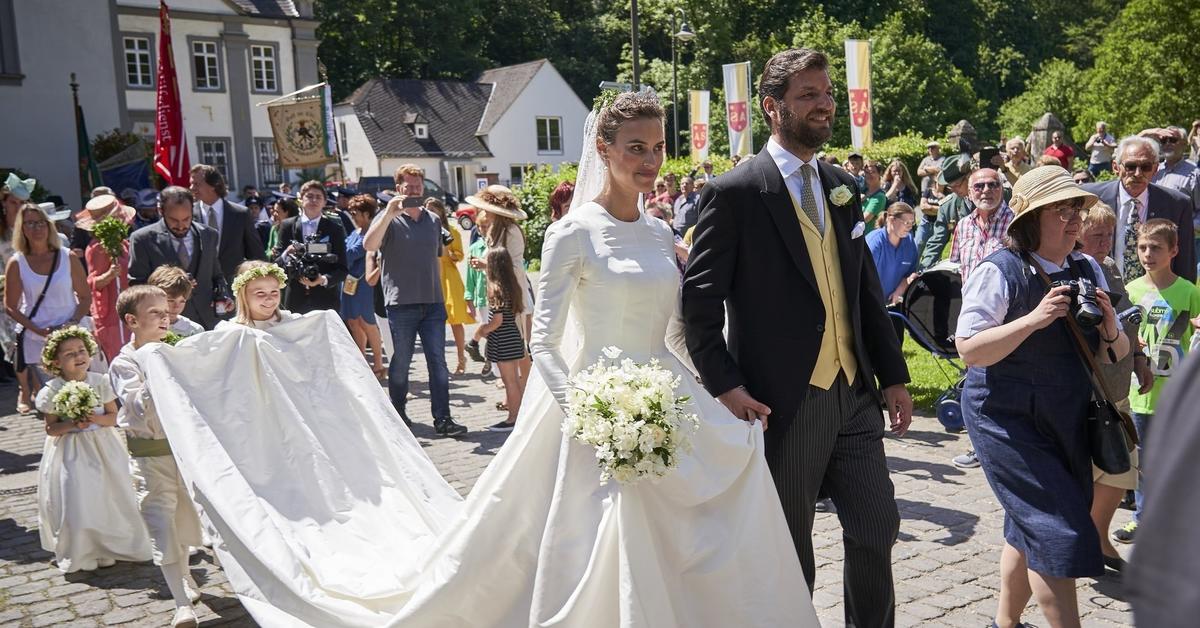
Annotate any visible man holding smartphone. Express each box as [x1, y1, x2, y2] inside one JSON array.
[[364, 164, 466, 436]]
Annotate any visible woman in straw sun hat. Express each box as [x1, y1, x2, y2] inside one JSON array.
[[953, 165, 1130, 628], [466, 185, 535, 340]]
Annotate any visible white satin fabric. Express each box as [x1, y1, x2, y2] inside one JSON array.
[[141, 202, 815, 627]]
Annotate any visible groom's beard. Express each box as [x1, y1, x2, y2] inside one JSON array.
[[777, 101, 832, 150]]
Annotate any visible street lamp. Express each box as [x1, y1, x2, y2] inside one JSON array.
[[672, 9, 695, 159]]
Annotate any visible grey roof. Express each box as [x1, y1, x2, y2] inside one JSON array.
[[228, 0, 298, 18], [476, 59, 546, 135], [347, 79, 493, 159]]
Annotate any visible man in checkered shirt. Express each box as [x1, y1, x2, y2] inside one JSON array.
[[950, 168, 1014, 280]]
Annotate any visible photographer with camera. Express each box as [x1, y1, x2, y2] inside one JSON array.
[[954, 166, 1129, 628], [364, 164, 465, 437], [271, 181, 347, 314]]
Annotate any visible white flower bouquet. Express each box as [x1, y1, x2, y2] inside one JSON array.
[[563, 347, 699, 485], [52, 381, 99, 424]]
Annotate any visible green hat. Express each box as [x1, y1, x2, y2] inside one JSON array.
[[937, 154, 974, 186]]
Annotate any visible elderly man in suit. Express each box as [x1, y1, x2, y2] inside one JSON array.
[[189, 164, 265, 280], [682, 48, 912, 628], [1082, 135, 1196, 282], [128, 186, 226, 329], [271, 180, 347, 313]]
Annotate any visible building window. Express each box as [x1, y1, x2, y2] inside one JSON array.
[[0, 0, 21, 83], [509, 164, 534, 186], [338, 121, 348, 154], [249, 44, 278, 93], [123, 36, 153, 88], [536, 117, 562, 154], [414, 123, 428, 139], [197, 138, 232, 181], [255, 138, 281, 186], [191, 39, 221, 91]]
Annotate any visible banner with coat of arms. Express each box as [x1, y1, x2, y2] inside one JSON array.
[[844, 39, 873, 149], [267, 94, 334, 168], [689, 90, 710, 165], [722, 62, 753, 158]]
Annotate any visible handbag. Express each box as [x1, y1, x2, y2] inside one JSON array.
[[15, 250, 61, 371], [1029, 257, 1138, 474]]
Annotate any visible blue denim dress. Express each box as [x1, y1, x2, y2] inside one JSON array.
[[962, 249, 1104, 578]]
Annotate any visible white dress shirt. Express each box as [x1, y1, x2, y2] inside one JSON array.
[[299, 213, 321, 240], [200, 197, 225, 236], [956, 250, 1109, 339], [767, 137, 826, 230], [1114, 185, 1150, 259], [173, 229, 195, 260]]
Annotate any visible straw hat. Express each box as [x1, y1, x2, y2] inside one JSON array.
[[75, 194, 136, 231], [465, 185, 527, 221], [1007, 165, 1098, 232]]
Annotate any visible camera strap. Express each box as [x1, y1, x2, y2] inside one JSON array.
[[1025, 253, 1139, 444]]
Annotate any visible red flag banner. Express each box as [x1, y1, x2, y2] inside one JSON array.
[[154, 1, 190, 185]]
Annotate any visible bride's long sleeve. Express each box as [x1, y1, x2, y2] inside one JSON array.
[[529, 219, 585, 410]]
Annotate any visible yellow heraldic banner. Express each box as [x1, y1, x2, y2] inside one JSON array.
[[268, 97, 334, 168], [722, 62, 753, 158], [844, 39, 873, 149], [690, 90, 711, 164]]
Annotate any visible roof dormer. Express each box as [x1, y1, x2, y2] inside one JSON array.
[[404, 112, 429, 139]]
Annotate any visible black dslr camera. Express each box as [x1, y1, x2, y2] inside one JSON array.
[[440, 227, 454, 246], [284, 235, 338, 282], [1051, 278, 1103, 328]]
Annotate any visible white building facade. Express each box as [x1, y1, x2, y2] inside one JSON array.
[[0, 0, 317, 204]]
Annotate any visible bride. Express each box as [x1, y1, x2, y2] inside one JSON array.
[[142, 91, 817, 627]]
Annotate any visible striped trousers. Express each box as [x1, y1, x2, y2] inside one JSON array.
[[765, 373, 899, 628]]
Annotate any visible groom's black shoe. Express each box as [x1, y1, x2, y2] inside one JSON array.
[[434, 417, 468, 437]]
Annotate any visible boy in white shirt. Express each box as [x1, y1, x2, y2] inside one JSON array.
[[148, 266, 204, 337]]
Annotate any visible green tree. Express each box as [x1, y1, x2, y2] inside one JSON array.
[[996, 59, 1087, 138], [1078, 0, 1200, 138]]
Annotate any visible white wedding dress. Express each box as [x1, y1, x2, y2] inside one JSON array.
[[140, 200, 816, 627]]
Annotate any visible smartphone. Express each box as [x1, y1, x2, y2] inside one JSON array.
[[401, 196, 423, 209]]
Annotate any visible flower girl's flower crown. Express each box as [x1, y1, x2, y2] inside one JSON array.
[[41, 326, 98, 375], [231, 263, 288, 296]]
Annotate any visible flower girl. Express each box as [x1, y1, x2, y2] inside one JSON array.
[[218, 261, 299, 330], [35, 326, 150, 573]]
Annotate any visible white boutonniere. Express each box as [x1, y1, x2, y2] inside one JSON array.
[[829, 184, 854, 207], [850, 221, 866, 239]]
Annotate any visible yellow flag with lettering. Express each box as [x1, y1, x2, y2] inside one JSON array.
[[844, 39, 873, 149], [722, 62, 753, 158], [690, 90, 710, 164]]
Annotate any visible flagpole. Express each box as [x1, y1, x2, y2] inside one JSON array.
[[71, 73, 89, 207], [254, 81, 327, 108]]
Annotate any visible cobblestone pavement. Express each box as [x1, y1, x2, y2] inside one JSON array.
[[0, 329, 1135, 627]]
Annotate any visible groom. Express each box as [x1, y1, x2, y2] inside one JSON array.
[[681, 48, 912, 628]]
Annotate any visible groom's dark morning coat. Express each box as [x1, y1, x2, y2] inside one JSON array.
[[681, 146, 910, 628], [681, 151, 909, 433]]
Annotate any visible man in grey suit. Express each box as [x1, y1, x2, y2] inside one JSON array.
[[189, 164, 265, 280], [1082, 135, 1196, 282], [128, 186, 225, 329]]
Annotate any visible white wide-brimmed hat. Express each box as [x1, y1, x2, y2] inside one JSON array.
[[465, 185, 527, 221]]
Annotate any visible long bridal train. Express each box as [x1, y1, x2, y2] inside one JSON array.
[[144, 207, 815, 626]]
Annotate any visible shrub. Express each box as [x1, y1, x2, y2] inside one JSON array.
[[824, 133, 941, 179], [514, 163, 577, 264]]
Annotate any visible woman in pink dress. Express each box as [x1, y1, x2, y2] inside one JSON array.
[[80, 196, 136, 361]]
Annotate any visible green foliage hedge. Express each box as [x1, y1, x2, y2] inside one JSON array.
[[824, 133, 941, 179]]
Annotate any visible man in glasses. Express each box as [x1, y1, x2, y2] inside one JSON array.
[[950, 169, 1014, 281], [1149, 126, 1200, 278], [1082, 135, 1196, 282]]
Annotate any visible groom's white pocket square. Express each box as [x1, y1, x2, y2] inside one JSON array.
[[850, 221, 866, 239]]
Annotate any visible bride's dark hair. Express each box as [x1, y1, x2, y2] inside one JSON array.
[[597, 92, 664, 144]]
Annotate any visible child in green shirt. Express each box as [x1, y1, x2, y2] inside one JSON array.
[[463, 233, 490, 374], [1118, 219, 1200, 544]]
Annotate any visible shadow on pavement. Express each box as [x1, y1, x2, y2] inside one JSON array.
[[0, 517, 53, 564], [895, 498, 979, 545], [888, 455, 968, 485]]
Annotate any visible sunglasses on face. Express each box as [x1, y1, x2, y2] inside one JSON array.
[[971, 181, 1002, 192], [1121, 161, 1156, 173], [1161, 137, 1179, 145]]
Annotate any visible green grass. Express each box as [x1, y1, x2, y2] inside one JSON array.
[[902, 336, 964, 412]]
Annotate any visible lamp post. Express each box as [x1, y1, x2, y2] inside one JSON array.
[[671, 9, 695, 159], [630, 0, 640, 91]]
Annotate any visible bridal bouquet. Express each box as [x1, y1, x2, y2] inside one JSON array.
[[564, 347, 699, 485], [52, 381, 99, 424]]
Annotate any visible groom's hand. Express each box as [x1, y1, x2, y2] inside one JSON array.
[[717, 386, 771, 430], [882, 384, 913, 437]]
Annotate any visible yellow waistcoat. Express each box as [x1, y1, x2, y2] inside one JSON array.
[[789, 193, 858, 389]]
